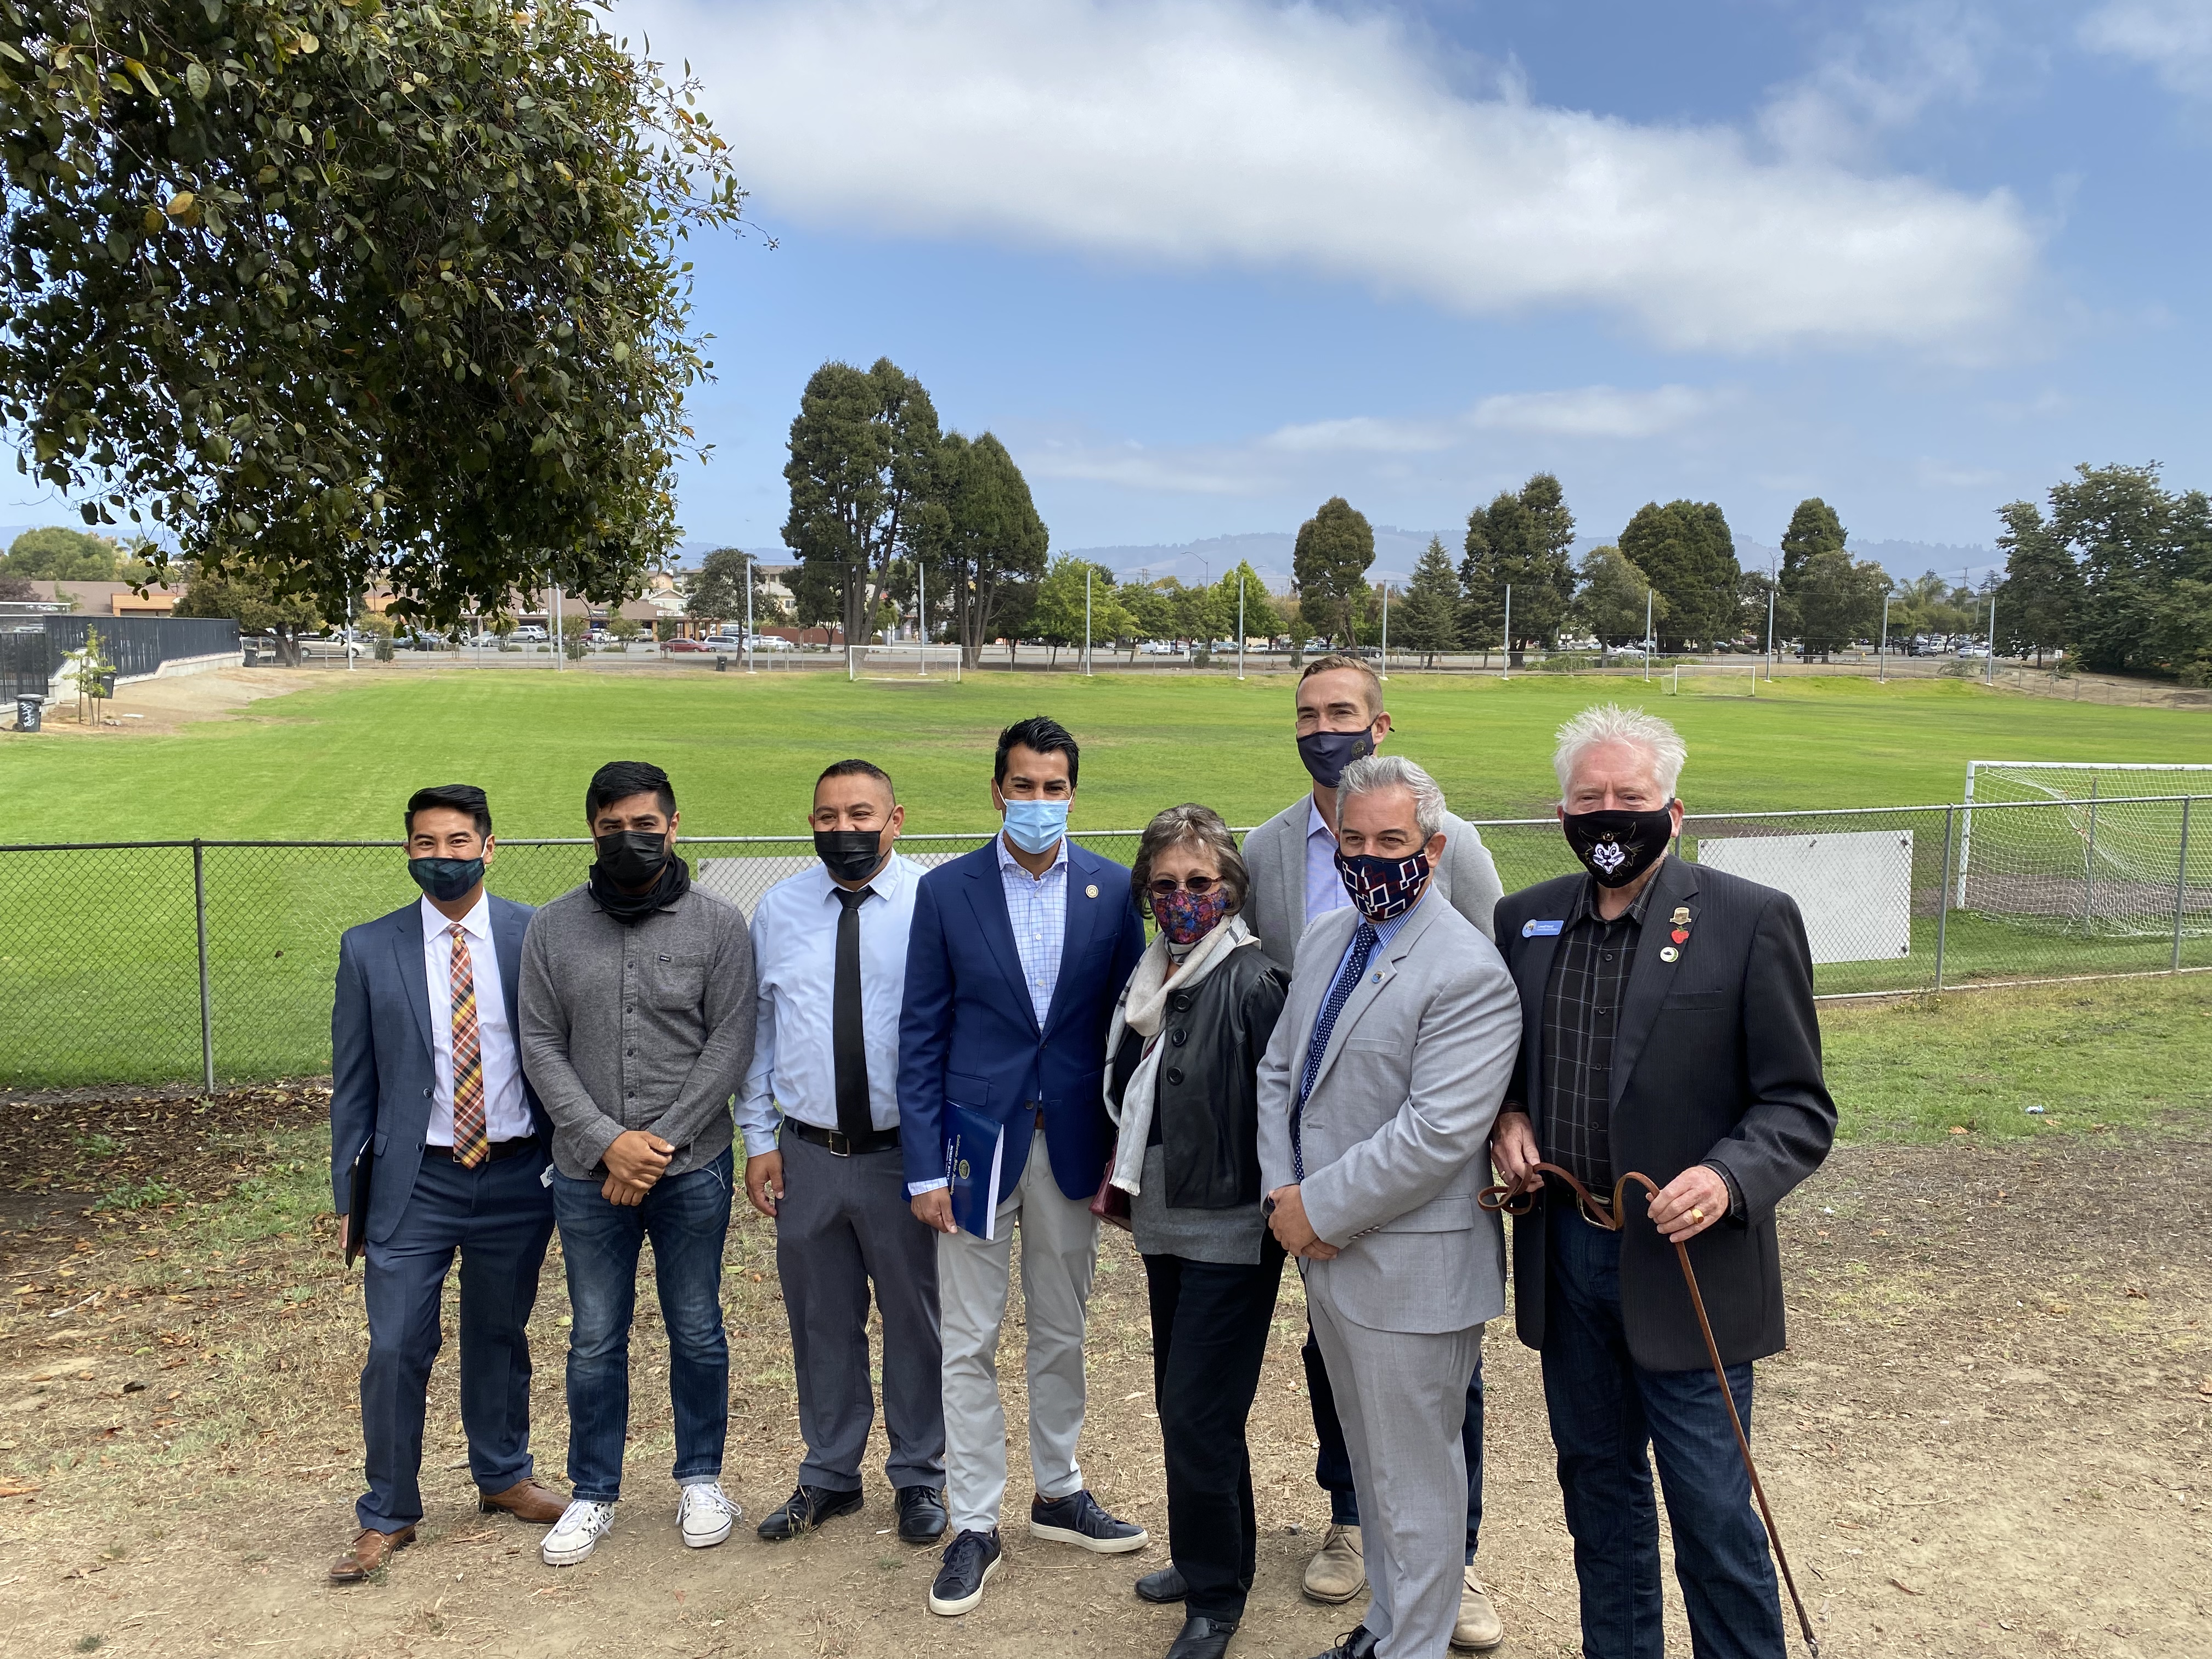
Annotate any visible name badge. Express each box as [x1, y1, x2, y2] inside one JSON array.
[[1522, 919, 1565, 938]]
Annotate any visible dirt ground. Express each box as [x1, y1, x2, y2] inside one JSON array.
[[0, 1088, 2206, 1659], [24, 667, 310, 740]]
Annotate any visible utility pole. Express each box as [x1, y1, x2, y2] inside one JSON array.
[[1987, 590, 1997, 686], [1084, 567, 1093, 676], [1379, 582, 1390, 680], [1502, 584, 1512, 682], [744, 555, 755, 674], [1644, 587, 1652, 683], [1765, 583, 1775, 682], [1878, 593, 1889, 683], [1237, 572, 1245, 681]]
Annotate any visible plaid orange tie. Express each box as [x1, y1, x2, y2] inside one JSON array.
[[448, 923, 489, 1167]]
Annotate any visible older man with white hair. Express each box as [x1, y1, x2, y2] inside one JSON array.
[[1258, 754, 1522, 1659], [1489, 706, 1835, 1659]]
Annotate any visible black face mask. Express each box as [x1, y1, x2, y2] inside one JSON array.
[[594, 829, 670, 888], [1297, 727, 1375, 788], [1561, 805, 1677, 889], [814, 828, 887, 885], [408, 855, 484, 902]]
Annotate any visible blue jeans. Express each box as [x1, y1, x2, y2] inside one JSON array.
[[1541, 1206, 1785, 1659], [1307, 1324, 1483, 1559], [358, 1149, 555, 1531], [552, 1150, 733, 1503]]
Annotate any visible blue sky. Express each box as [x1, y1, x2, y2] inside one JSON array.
[[12, 1, 2211, 587]]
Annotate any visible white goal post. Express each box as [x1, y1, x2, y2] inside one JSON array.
[[1957, 760, 2212, 914], [847, 643, 964, 682]]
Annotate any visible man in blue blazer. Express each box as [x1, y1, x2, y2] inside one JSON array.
[[899, 716, 1150, 1616], [327, 784, 565, 1584]]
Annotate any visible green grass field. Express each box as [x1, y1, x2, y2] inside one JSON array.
[[6, 666, 2209, 842], [3, 667, 2210, 1086]]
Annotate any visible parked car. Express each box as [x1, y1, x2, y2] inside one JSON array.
[[751, 635, 795, 652], [1958, 644, 1991, 659], [660, 637, 710, 652]]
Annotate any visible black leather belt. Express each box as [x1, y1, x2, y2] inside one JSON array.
[[450, 1135, 539, 1164], [787, 1120, 900, 1157]]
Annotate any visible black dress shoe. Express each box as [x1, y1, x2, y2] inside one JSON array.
[[1136, 1564, 1189, 1603], [928, 1528, 1002, 1616], [1165, 1614, 1239, 1659], [1309, 1627, 1376, 1659], [896, 1484, 949, 1544], [755, 1483, 865, 1542]]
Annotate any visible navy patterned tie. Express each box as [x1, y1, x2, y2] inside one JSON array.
[[1291, 919, 1379, 1181]]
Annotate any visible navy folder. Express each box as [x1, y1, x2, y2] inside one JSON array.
[[944, 1103, 1006, 1241]]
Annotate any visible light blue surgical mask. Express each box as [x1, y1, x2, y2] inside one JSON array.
[[1001, 797, 1070, 855]]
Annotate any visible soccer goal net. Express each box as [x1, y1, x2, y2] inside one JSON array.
[[1956, 761, 2212, 935], [847, 644, 964, 682]]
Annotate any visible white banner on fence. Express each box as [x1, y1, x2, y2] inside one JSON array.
[[1693, 829, 1913, 964]]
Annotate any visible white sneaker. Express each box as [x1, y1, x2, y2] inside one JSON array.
[[678, 1481, 741, 1549], [542, 1499, 615, 1566]]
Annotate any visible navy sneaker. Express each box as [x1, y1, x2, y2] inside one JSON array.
[[1029, 1488, 1149, 1554], [928, 1528, 1003, 1616]]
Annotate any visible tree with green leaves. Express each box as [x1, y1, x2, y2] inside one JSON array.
[[1573, 544, 1662, 656], [1991, 500, 2078, 666], [2, 526, 125, 579], [1792, 548, 1888, 654], [2045, 463, 2171, 673], [0, 0, 747, 630], [1617, 500, 1740, 648], [782, 359, 945, 649], [686, 548, 752, 633], [1212, 561, 1279, 645], [1461, 473, 1576, 651], [173, 562, 323, 664], [1778, 498, 1847, 587], [1393, 536, 1462, 667], [923, 431, 1048, 667], [1118, 580, 1176, 658], [1030, 556, 1126, 669], [1293, 497, 1375, 647]]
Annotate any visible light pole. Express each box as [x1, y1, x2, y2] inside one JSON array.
[[1878, 592, 1889, 682], [1986, 590, 1997, 686], [1501, 584, 1512, 682], [1644, 588, 1653, 683], [1379, 581, 1390, 680], [1237, 572, 1245, 681], [552, 584, 563, 672], [1764, 582, 1775, 682], [917, 561, 927, 676], [744, 555, 755, 674], [1084, 567, 1093, 676]]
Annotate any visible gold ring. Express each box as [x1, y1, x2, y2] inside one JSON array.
[[1690, 1206, 1706, 1222]]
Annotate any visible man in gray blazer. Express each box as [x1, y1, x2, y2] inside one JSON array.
[[1258, 755, 1522, 1659], [1242, 653, 1507, 1649]]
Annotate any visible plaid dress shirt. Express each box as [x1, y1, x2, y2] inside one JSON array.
[[1539, 876, 1655, 1192]]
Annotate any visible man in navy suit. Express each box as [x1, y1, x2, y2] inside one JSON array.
[[899, 716, 1150, 1616], [328, 784, 564, 1584]]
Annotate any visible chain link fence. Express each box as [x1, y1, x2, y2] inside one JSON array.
[[4, 803, 2207, 1089]]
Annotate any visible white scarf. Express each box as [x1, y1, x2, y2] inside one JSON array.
[[1102, 914, 1259, 1196]]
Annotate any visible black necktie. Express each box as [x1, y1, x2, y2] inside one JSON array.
[[833, 886, 874, 1142]]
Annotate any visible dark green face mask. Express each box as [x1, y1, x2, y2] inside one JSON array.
[[408, 856, 484, 902]]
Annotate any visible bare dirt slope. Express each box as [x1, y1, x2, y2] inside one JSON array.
[[0, 1091, 2205, 1658]]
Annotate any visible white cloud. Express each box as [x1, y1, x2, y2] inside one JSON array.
[[1757, 3, 2007, 165], [628, 0, 2039, 354], [1020, 383, 1729, 495], [2081, 1, 2212, 95]]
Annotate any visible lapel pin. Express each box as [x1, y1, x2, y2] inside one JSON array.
[[1659, 945, 1680, 963], [1671, 928, 1689, 944], [1671, 905, 1691, 925], [1085, 883, 1098, 898]]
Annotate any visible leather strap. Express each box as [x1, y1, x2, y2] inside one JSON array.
[[1480, 1162, 1820, 1658], [787, 1119, 900, 1157]]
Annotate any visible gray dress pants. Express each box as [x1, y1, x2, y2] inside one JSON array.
[[937, 1125, 1100, 1534], [775, 1124, 945, 1492]]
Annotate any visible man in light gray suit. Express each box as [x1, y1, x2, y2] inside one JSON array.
[[1242, 653, 1508, 1649], [1258, 755, 1522, 1659]]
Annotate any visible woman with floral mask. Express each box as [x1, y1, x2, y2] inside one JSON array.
[[1102, 804, 1290, 1659]]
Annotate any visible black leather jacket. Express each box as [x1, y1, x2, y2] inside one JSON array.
[[1107, 944, 1289, 1210]]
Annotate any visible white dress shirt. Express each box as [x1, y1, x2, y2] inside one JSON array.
[[995, 828, 1069, 1028], [1304, 796, 1352, 928], [420, 894, 532, 1146], [737, 852, 922, 1159]]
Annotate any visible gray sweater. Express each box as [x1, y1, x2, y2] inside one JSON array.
[[518, 881, 757, 1181]]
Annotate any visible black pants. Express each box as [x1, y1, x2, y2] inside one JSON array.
[[1306, 1321, 1485, 1554], [1143, 1238, 1286, 1623]]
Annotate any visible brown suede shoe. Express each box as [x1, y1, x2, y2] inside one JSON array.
[[329, 1526, 414, 1584], [478, 1477, 567, 1523]]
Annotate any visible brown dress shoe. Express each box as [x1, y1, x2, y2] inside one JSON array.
[[478, 1477, 567, 1523], [329, 1526, 414, 1584]]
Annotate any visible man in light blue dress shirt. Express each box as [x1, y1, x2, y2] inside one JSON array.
[[738, 759, 947, 1548]]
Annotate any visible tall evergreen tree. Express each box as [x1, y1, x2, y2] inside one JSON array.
[[1618, 500, 1740, 648], [923, 431, 1049, 667], [1573, 544, 1661, 653], [1293, 496, 1375, 646], [1395, 536, 1464, 667], [1793, 549, 1888, 653], [1460, 472, 1576, 650], [2047, 463, 2172, 673], [782, 358, 945, 648], [1778, 498, 1847, 587], [1991, 500, 2078, 667]]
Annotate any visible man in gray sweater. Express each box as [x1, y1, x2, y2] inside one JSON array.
[[519, 760, 757, 1567]]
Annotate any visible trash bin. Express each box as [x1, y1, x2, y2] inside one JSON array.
[[715, 654, 729, 672], [15, 695, 42, 732]]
